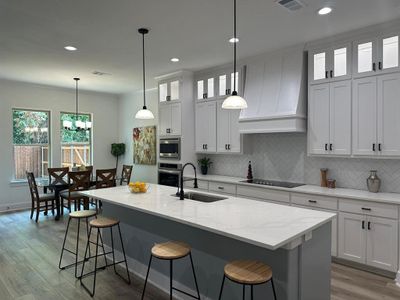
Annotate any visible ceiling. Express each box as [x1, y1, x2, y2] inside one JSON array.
[[1, 0, 400, 95]]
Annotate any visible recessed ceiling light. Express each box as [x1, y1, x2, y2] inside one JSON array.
[[229, 37, 239, 43], [64, 45, 77, 51], [170, 58, 180, 62], [318, 7, 332, 15]]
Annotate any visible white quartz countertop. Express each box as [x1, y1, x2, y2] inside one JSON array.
[[188, 174, 400, 205], [80, 184, 335, 251]]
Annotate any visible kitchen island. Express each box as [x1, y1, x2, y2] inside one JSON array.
[[81, 184, 335, 300]]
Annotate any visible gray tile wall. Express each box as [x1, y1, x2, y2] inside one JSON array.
[[202, 133, 400, 193]]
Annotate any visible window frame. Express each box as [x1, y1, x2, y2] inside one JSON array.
[[12, 107, 51, 181]]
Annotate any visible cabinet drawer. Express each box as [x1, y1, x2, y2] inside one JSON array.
[[291, 193, 338, 210], [339, 198, 398, 219], [184, 179, 208, 191], [237, 185, 290, 203], [209, 182, 236, 195]]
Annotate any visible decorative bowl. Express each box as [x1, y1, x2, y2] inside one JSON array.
[[128, 182, 148, 194]]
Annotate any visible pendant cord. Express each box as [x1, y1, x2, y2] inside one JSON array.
[[75, 79, 78, 118], [233, 0, 237, 93], [142, 32, 146, 108]]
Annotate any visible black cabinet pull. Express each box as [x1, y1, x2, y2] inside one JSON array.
[[205, 144, 208, 150], [372, 143, 376, 151], [373, 62, 376, 71], [368, 221, 371, 230], [329, 143, 333, 151], [203, 93, 208, 99], [228, 144, 231, 150], [166, 95, 171, 101], [225, 144, 227, 150], [378, 143, 382, 151], [362, 220, 365, 229], [218, 186, 225, 190], [361, 207, 371, 211], [325, 143, 328, 151], [330, 70, 333, 78], [379, 61, 382, 70], [308, 200, 317, 204], [325, 71, 329, 79]]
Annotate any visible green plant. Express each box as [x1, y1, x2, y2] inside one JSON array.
[[111, 143, 126, 169], [197, 157, 212, 168]]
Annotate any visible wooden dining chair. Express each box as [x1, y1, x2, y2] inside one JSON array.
[[120, 165, 133, 185], [48, 167, 69, 186], [60, 170, 91, 213], [26, 172, 56, 222], [93, 168, 117, 211], [85, 165, 93, 179]]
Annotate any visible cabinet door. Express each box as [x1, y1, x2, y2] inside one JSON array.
[[379, 34, 400, 74], [196, 79, 205, 100], [338, 213, 366, 264], [159, 82, 168, 103], [170, 80, 180, 101], [353, 38, 378, 78], [352, 77, 377, 156], [216, 100, 230, 153], [377, 73, 400, 156], [329, 81, 351, 155], [170, 103, 181, 136], [195, 102, 216, 152], [366, 216, 398, 272], [159, 104, 171, 136], [332, 44, 351, 81], [309, 49, 329, 84], [195, 103, 206, 152], [309, 84, 330, 154], [229, 109, 241, 153]]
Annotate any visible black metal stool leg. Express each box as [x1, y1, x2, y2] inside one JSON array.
[[85, 217, 91, 260], [58, 217, 71, 269], [251, 285, 254, 300], [243, 285, 245, 300], [74, 218, 81, 278], [271, 278, 277, 300], [80, 226, 92, 279], [169, 259, 173, 300], [218, 275, 226, 300], [189, 253, 201, 299], [141, 255, 153, 300], [117, 223, 131, 283], [80, 227, 99, 297], [110, 226, 116, 273]]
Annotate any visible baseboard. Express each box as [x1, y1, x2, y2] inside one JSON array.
[[0, 203, 30, 213], [103, 244, 207, 300], [396, 271, 400, 287], [332, 257, 397, 279]]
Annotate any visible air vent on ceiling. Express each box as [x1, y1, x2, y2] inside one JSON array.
[[92, 71, 111, 76], [275, 0, 305, 11]]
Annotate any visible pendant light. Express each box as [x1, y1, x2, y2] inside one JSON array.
[[222, 0, 248, 110], [63, 78, 92, 131], [135, 28, 155, 120]]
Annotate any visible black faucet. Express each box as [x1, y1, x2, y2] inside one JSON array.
[[177, 163, 198, 200]]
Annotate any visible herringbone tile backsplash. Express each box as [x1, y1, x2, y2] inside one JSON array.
[[203, 133, 400, 193]]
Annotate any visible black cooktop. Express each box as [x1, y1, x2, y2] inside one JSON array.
[[240, 179, 305, 188]]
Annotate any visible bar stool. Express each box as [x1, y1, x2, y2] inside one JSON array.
[[141, 241, 201, 300], [80, 216, 131, 297], [58, 210, 101, 278], [218, 260, 277, 300]]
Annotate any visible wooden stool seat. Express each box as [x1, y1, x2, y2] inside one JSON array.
[[151, 241, 191, 260], [69, 210, 97, 219], [224, 260, 272, 285], [90, 217, 119, 228]]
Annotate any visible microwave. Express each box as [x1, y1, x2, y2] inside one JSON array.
[[159, 138, 181, 160]]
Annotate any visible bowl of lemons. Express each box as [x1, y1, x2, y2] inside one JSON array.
[[128, 182, 148, 193]]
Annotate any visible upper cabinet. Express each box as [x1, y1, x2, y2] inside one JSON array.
[[353, 34, 400, 78], [216, 100, 241, 153], [159, 102, 181, 136], [159, 78, 180, 103], [309, 43, 351, 84]]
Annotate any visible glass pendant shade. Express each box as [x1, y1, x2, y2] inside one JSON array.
[[135, 106, 155, 120], [222, 91, 248, 109]]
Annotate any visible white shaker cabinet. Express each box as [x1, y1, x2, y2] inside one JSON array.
[[338, 212, 366, 264], [308, 81, 351, 155], [195, 102, 216, 153], [216, 100, 241, 153], [159, 102, 181, 136], [159, 79, 180, 102]]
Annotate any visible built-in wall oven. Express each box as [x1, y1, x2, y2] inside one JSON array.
[[159, 138, 181, 160], [158, 163, 182, 187]]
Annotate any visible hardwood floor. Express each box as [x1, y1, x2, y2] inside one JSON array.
[[0, 210, 399, 300]]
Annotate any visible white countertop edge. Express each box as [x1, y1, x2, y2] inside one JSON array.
[[187, 174, 400, 205], [80, 188, 335, 251]]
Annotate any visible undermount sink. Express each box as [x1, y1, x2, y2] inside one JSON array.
[[172, 192, 228, 203]]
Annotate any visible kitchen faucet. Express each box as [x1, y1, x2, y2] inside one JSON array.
[[177, 163, 198, 200]]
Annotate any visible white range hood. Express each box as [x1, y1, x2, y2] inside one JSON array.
[[239, 45, 307, 134]]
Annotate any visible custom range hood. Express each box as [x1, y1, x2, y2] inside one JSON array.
[[239, 45, 307, 134]]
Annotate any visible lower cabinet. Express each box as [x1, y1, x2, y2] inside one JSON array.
[[338, 212, 398, 272]]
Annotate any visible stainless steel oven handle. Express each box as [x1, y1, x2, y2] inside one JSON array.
[[158, 169, 181, 175]]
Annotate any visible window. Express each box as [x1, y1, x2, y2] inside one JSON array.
[[60, 112, 92, 169], [12, 109, 50, 180]]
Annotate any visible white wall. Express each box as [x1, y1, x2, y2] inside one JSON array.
[[117, 89, 158, 184], [0, 79, 119, 211]]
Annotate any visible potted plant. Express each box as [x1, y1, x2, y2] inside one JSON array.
[[197, 157, 212, 175], [111, 143, 126, 170]]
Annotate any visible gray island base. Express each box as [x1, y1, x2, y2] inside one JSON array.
[[81, 185, 333, 300]]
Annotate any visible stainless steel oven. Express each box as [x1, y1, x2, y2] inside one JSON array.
[[159, 138, 181, 160], [158, 163, 182, 187]]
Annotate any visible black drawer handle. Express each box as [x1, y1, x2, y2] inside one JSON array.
[[308, 200, 317, 204], [361, 207, 371, 211], [218, 186, 225, 190]]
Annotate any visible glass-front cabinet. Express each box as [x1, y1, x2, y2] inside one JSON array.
[[159, 78, 180, 102], [309, 43, 351, 84], [353, 34, 400, 78]]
